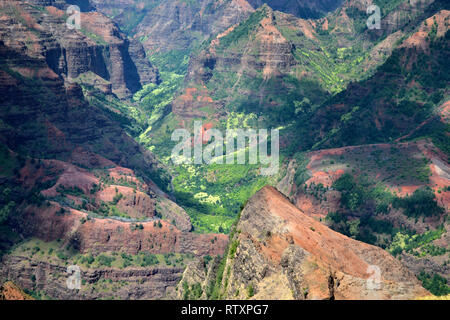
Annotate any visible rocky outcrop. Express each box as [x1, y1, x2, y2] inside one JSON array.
[[247, 0, 343, 18], [0, 255, 183, 300], [92, 0, 255, 53], [0, 36, 167, 192], [174, 255, 223, 300], [400, 252, 450, 282], [129, 38, 160, 86], [0, 281, 34, 300], [0, 1, 158, 98], [173, 5, 297, 118], [202, 186, 429, 300], [185, 5, 296, 79], [14, 203, 226, 257]]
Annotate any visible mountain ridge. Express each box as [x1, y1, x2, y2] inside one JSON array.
[[0, 0, 448, 300], [178, 186, 430, 300]]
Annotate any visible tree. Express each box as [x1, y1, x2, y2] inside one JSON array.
[[0, 201, 15, 224], [294, 98, 311, 116]]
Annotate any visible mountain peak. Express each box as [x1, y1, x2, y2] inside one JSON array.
[[215, 186, 430, 299]]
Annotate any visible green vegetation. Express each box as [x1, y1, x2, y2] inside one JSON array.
[[79, 28, 108, 45], [418, 271, 450, 296], [56, 185, 84, 197], [134, 71, 184, 129], [388, 226, 447, 257], [218, 8, 268, 48], [2, 2, 450, 302], [393, 187, 445, 218], [10, 239, 193, 269], [373, 0, 407, 17], [246, 283, 255, 298], [96, 254, 115, 267], [127, 1, 450, 241], [228, 240, 240, 259], [82, 83, 146, 136], [332, 173, 443, 219], [310, 30, 450, 150], [206, 254, 226, 300], [332, 174, 396, 216], [0, 143, 19, 177], [171, 163, 271, 233], [182, 281, 203, 300], [112, 1, 163, 35], [327, 173, 446, 248], [111, 192, 124, 205]]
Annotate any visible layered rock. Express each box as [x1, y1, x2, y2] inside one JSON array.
[[172, 5, 297, 119], [0, 255, 183, 300], [0, 36, 167, 191], [0, 2, 230, 301], [0, 0, 159, 98], [0, 281, 34, 300], [247, 0, 343, 18], [183, 186, 429, 300], [15, 204, 226, 257], [92, 0, 255, 53], [278, 139, 449, 285]]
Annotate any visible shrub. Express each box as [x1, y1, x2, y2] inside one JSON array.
[[247, 284, 255, 298], [141, 253, 158, 267], [228, 240, 239, 259], [418, 271, 450, 296], [393, 187, 444, 218], [96, 254, 115, 267], [111, 193, 123, 205]]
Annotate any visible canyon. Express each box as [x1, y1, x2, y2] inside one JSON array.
[[0, 0, 449, 300], [177, 187, 430, 300]]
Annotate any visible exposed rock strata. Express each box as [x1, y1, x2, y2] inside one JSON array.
[[180, 187, 429, 300]]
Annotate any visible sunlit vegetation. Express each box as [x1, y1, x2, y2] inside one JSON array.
[[134, 71, 184, 128], [182, 281, 203, 300], [388, 226, 447, 257], [172, 163, 271, 233], [10, 238, 194, 269], [326, 173, 446, 248], [310, 30, 450, 150], [217, 8, 268, 49]]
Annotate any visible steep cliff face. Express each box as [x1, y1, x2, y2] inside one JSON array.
[[166, 0, 445, 124], [279, 139, 449, 283], [183, 186, 429, 300], [1, 0, 448, 301], [0, 36, 166, 191], [0, 0, 231, 300], [247, 0, 343, 18], [0, 281, 34, 300], [14, 204, 226, 257], [305, 10, 450, 150], [172, 5, 300, 120], [185, 5, 296, 82], [1, 255, 184, 300], [0, 150, 227, 300], [0, 0, 159, 99], [91, 0, 255, 53]]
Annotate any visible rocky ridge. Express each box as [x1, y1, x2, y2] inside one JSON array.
[[0, 0, 159, 98], [179, 186, 430, 300]]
